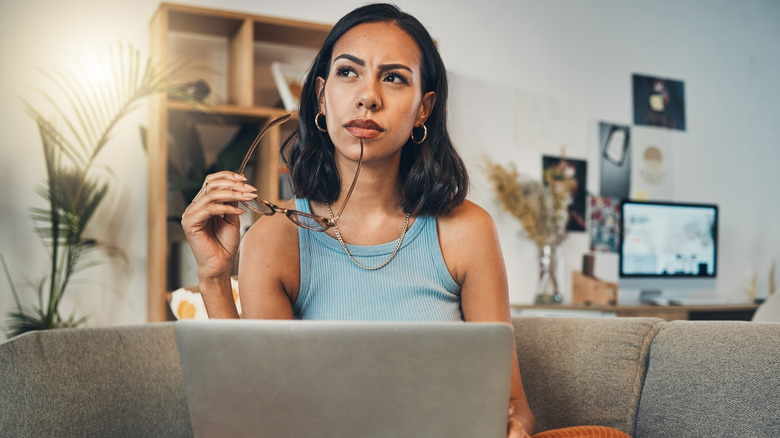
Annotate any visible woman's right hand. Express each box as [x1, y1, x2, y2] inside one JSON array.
[[180, 171, 258, 281]]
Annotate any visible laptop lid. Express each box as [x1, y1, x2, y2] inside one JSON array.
[[174, 319, 514, 438]]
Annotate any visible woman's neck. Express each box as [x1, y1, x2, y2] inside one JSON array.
[[339, 165, 402, 215], [333, 148, 403, 212], [317, 159, 409, 245]]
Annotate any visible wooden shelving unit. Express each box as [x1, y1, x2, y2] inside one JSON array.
[[146, 3, 331, 321]]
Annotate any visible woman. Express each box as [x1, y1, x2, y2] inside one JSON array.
[[182, 4, 628, 438]]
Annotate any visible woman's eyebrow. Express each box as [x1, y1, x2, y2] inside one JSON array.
[[334, 53, 413, 73], [335, 53, 364, 65], [379, 63, 413, 73]]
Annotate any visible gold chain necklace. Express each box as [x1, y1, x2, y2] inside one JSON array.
[[326, 204, 411, 270]]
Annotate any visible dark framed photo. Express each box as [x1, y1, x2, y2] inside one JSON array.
[[598, 122, 631, 200], [632, 73, 686, 131], [542, 155, 588, 232]]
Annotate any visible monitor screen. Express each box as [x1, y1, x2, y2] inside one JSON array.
[[619, 200, 718, 299]]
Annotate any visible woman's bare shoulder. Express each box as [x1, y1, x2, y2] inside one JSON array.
[[438, 199, 497, 234], [242, 205, 298, 250], [436, 200, 501, 285]]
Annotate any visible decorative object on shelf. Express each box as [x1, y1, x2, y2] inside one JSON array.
[[170, 79, 211, 103], [536, 244, 563, 304], [484, 156, 575, 304], [2, 43, 187, 337], [271, 62, 307, 111], [571, 270, 618, 306], [169, 277, 241, 319]]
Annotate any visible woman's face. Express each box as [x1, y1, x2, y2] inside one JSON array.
[[317, 21, 435, 163]]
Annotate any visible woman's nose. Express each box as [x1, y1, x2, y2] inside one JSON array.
[[356, 81, 381, 110]]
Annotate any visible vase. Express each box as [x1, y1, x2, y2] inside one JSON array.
[[534, 244, 563, 304]]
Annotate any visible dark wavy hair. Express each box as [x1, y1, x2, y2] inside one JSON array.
[[281, 3, 468, 216]]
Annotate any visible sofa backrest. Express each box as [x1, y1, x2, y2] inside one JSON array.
[[635, 320, 780, 438], [512, 316, 664, 436], [0, 323, 192, 438], [5, 318, 777, 437]]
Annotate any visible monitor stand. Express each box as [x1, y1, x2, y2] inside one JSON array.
[[639, 289, 664, 304]]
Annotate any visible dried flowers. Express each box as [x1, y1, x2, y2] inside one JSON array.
[[484, 156, 575, 249]]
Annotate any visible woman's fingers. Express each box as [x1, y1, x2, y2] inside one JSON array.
[[183, 191, 248, 224], [180, 172, 250, 280], [507, 407, 531, 438], [191, 178, 258, 206], [207, 171, 246, 181], [182, 172, 256, 234], [193, 172, 243, 201], [507, 418, 530, 438], [183, 202, 244, 226], [195, 187, 258, 206]]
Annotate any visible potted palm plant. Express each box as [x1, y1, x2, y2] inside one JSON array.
[[2, 43, 189, 337]]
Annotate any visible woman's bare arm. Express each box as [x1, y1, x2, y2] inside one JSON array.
[[237, 203, 300, 320], [438, 201, 537, 436], [181, 171, 256, 318]]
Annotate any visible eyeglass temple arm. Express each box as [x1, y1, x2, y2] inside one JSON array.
[[333, 138, 363, 221], [236, 113, 294, 174]]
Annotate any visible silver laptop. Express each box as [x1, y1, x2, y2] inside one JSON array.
[[174, 319, 514, 438]]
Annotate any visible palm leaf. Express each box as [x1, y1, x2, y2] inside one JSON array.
[[4, 42, 193, 336]]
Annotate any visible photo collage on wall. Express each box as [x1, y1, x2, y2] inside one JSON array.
[[589, 73, 686, 253]]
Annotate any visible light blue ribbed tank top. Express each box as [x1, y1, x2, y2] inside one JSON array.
[[294, 198, 462, 321]]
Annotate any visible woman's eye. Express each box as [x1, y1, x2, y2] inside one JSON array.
[[385, 72, 408, 84], [336, 66, 357, 78]]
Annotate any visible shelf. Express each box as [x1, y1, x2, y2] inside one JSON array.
[[164, 2, 330, 47], [167, 100, 290, 119], [146, 3, 330, 322], [511, 303, 759, 321]]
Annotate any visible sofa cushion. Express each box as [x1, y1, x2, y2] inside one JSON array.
[[512, 317, 664, 435], [635, 321, 780, 438], [0, 323, 192, 438]]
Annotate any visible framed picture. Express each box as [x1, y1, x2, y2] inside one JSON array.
[[589, 195, 621, 253], [271, 62, 307, 111], [542, 155, 588, 232], [630, 126, 674, 200], [632, 73, 686, 131], [598, 121, 631, 199]]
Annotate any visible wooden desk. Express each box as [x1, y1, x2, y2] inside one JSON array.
[[511, 303, 759, 321]]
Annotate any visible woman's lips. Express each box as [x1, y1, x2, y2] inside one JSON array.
[[345, 119, 383, 139]]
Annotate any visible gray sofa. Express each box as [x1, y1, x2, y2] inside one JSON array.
[[1, 318, 778, 437]]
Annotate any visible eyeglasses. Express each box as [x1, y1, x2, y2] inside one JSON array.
[[236, 113, 362, 232]]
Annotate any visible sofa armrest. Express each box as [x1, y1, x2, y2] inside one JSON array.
[[0, 323, 192, 437], [635, 320, 780, 438], [512, 317, 664, 435]]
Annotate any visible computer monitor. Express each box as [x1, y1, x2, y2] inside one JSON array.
[[619, 200, 718, 303]]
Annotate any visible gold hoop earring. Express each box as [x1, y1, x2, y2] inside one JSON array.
[[315, 112, 328, 133], [411, 124, 427, 144]]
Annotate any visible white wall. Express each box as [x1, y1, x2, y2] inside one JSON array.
[[1, 0, 778, 337]]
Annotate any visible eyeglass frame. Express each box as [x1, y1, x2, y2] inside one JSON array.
[[235, 113, 363, 231]]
